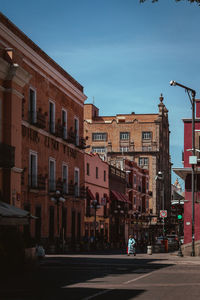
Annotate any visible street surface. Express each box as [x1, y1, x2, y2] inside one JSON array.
[[1, 251, 200, 300]]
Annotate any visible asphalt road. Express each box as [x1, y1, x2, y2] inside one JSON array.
[[1, 252, 200, 300]]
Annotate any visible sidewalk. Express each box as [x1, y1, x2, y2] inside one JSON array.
[[138, 251, 200, 265]]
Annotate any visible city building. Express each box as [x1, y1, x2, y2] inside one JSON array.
[[174, 100, 200, 255], [84, 153, 109, 249], [84, 94, 171, 223], [0, 13, 87, 251]]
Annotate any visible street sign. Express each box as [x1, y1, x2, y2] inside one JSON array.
[[160, 210, 167, 218]]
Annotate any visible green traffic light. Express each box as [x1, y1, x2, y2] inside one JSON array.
[[177, 214, 182, 220]]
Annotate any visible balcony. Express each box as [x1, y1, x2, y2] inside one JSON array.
[[28, 174, 46, 190], [28, 109, 47, 129], [0, 143, 15, 168], [36, 109, 47, 129]]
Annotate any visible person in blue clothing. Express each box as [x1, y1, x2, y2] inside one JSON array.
[[127, 235, 136, 256]]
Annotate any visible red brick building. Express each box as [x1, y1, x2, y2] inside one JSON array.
[[0, 13, 87, 251], [84, 96, 171, 222]]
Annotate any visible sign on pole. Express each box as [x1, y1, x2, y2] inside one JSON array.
[[160, 210, 167, 218]]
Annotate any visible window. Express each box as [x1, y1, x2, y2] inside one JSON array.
[[29, 88, 37, 124], [120, 146, 129, 152], [49, 158, 56, 192], [139, 157, 149, 166], [142, 146, 152, 151], [62, 164, 68, 194], [92, 147, 106, 153], [134, 174, 137, 185], [96, 167, 98, 179], [92, 133, 107, 141], [74, 168, 80, 197], [49, 101, 55, 133], [29, 151, 37, 188], [62, 109, 67, 139], [134, 197, 136, 205], [142, 131, 152, 140], [120, 132, 130, 140], [74, 117, 79, 145], [87, 163, 90, 176], [104, 170, 106, 181]]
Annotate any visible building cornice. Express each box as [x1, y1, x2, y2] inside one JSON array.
[[0, 18, 87, 104]]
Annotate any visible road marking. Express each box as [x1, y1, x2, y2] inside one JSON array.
[[123, 272, 153, 285], [81, 289, 113, 300]]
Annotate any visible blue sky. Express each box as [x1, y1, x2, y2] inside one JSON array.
[[1, 0, 200, 187]]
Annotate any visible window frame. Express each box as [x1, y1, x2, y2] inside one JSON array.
[[29, 150, 38, 188], [62, 163, 68, 194], [49, 100, 55, 134], [62, 108, 67, 140], [49, 157, 56, 192], [74, 167, 80, 197], [29, 87, 37, 124], [142, 131, 152, 140], [120, 132, 130, 140], [92, 132, 107, 141]]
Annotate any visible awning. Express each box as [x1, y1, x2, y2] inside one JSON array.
[[0, 201, 35, 225], [87, 188, 95, 200], [173, 167, 200, 180], [111, 190, 131, 204]]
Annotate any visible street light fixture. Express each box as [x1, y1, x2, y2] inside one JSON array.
[[51, 190, 66, 252], [170, 80, 196, 256], [90, 199, 100, 246]]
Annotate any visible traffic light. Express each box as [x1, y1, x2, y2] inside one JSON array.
[[177, 214, 183, 221], [177, 204, 183, 221]]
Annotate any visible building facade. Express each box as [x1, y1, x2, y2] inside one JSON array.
[[0, 13, 87, 251], [174, 100, 200, 255], [84, 95, 171, 221], [84, 153, 109, 249]]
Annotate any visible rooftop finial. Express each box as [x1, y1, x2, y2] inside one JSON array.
[[159, 93, 164, 103]]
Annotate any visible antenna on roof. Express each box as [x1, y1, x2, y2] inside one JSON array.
[[93, 96, 95, 105]]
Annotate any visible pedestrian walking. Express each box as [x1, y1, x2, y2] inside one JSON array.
[[127, 235, 136, 256]]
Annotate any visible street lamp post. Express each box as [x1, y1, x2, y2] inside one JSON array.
[[51, 190, 66, 252], [114, 204, 124, 247], [170, 80, 196, 256], [91, 199, 100, 247]]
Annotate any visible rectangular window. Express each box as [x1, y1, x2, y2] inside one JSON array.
[[74, 117, 79, 146], [62, 109, 67, 140], [120, 146, 129, 152], [62, 164, 68, 194], [120, 132, 130, 140], [92, 132, 107, 141], [96, 167, 98, 179], [92, 147, 106, 153], [49, 101, 55, 133], [74, 168, 80, 197], [142, 131, 152, 140], [87, 163, 90, 176], [49, 158, 56, 192], [29, 151, 37, 188], [29, 88, 37, 124], [139, 157, 149, 166]]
